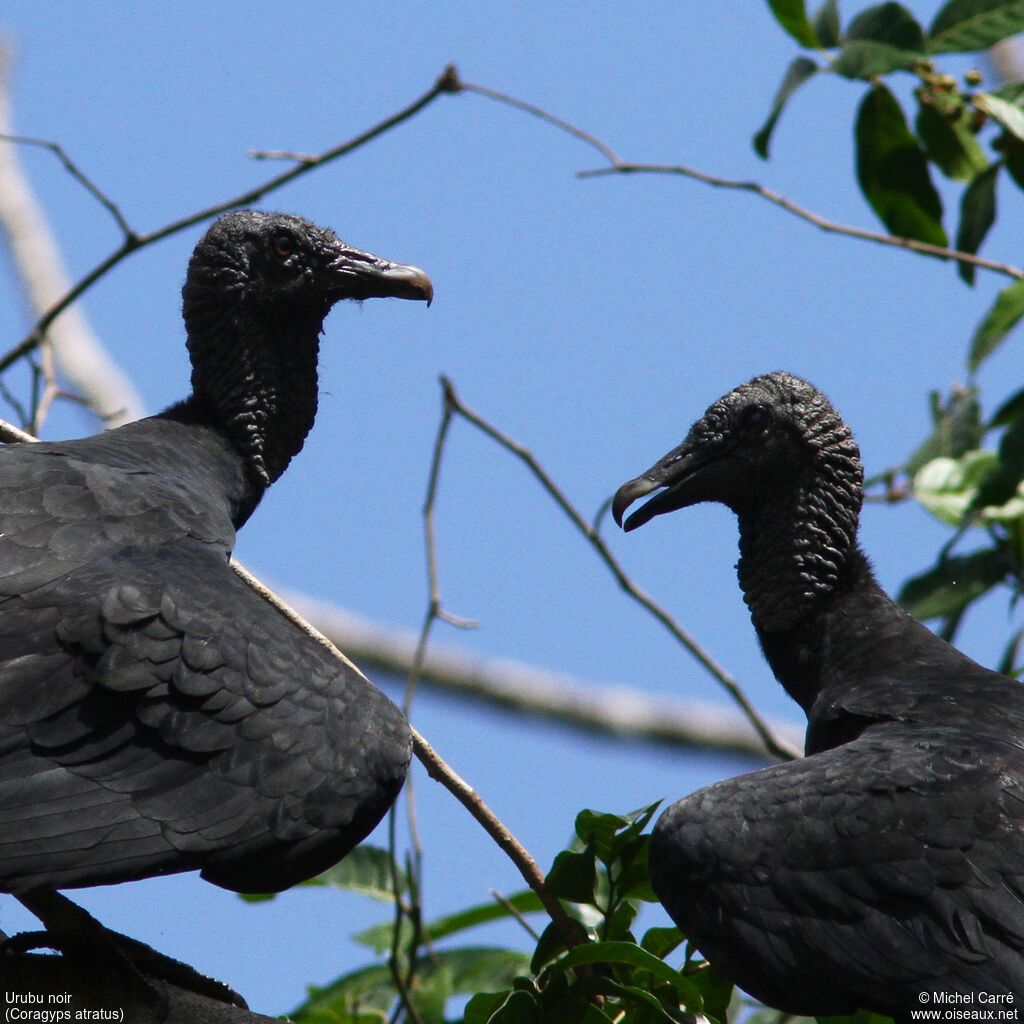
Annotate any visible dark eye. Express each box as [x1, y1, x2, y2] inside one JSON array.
[[740, 404, 772, 435], [272, 233, 294, 258]]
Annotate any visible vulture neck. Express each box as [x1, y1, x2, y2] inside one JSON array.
[[182, 299, 326, 492], [735, 476, 879, 717]]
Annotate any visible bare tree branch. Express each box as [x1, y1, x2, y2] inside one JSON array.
[[0, 42, 145, 427], [229, 561, 587, 954], [457, 78, 1024, 282], [0, 63, 461, 375], [411, 726, 586, 950], [438, 377, 800, 762], [580, 162, 1024, 279]]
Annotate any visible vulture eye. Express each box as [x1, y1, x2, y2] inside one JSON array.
[[740, 404, 772, 435], [272, 234, 294, 259]]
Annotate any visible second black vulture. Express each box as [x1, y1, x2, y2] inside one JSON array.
[[613, 372, 1024, 1018], [0, 210, 431, 902]]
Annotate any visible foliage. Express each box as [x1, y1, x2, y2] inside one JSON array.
[[756, 0, 1024, 654], [254, 805, 746, 1024]]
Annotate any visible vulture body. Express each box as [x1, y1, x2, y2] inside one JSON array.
[[613, 372, 1024, 1017], [0, 211, 431, 897]]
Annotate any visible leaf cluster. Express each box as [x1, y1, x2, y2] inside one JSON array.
[[253, 807, 748, 1024], [759, 1, 1024, 287], [759, 1, 1024, 660]]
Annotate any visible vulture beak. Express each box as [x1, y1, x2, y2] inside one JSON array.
[[325, 245, 434, 306], [613, 438, 721, 532]]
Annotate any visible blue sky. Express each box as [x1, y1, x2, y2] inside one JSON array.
[[1, 1, 1021, 1014]]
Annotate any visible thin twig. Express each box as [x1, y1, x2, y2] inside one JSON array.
[[248, 149, 320, 163], [580, 163, 1024, 279], [406, 392, 478, 715], [227, 559, 587, 953], [439, 376, 799, 762], [411, 726, 585, 950], [31, 335, 56, 435], [490, 890, 541, 942], [0, 63, 462, 374], [0, 412, 38, 443], [457, 80, 622, 166], [0, 47, 144, 426], [0, 132, 135, 237], [457, 77, 1024, 282]]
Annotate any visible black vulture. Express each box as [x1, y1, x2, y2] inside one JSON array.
[[612, 372, 1024, 1018], [0, 211, 430, 904]]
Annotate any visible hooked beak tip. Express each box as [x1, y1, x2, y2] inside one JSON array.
[[612, 476, 660, 530]]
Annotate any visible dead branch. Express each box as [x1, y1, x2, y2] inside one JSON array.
[[437, 377, 800, 762], [456, 78, 1024, 282], [0, 43, 144, 427], [230, 561, 587, 954], [0, 63, 461, 374]]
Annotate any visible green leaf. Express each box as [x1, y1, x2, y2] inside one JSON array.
[[754, 57, 819, 158], [487, 989, 540, 1024], [530, 920, 571, 974], [991, 386, 1024, 427], [615, 836, 657, 902], [975, 414, 1024, 508], [974, 92, 1024, 141], [898, 547, 1007, 619], [300, 844, 406, 902], [812, 0, 841, 46], [915, 98, 989, 182], [549, 941, 704, 1006], [683, 961, 734, 1024], [998, 624, 1024, 675], [574, 803, 659, 864], [904, 386, 982, 475], [955, 162, 1000, 284], [833, 39, 925, 77], [574, 975, 682, 1023], [833, 2, 927, 76], [855, 84, 948, 246], [765, 0, 821, 46], [929, 0, 1024, 54], [290, 962, 396, 1022], [296, 947, 532, 1024], [913, 449, 1024, 525], [848, 2, 926, 48], [1004, 141, 1024, 193], [465, 991, 511, 1024], [641, 926, 685, 959], [433, 947, 532, 997], [913, 449, 999, 524], [603, 898, 639, 941], [969, 277, 1024, 372], [547, 849, 597, 903]]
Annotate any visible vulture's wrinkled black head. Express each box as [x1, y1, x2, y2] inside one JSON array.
[[178, 210, 432, 486], [614, 373, 865, 633], [613, 372, 862, 531], [182, 210, 432, 343]]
